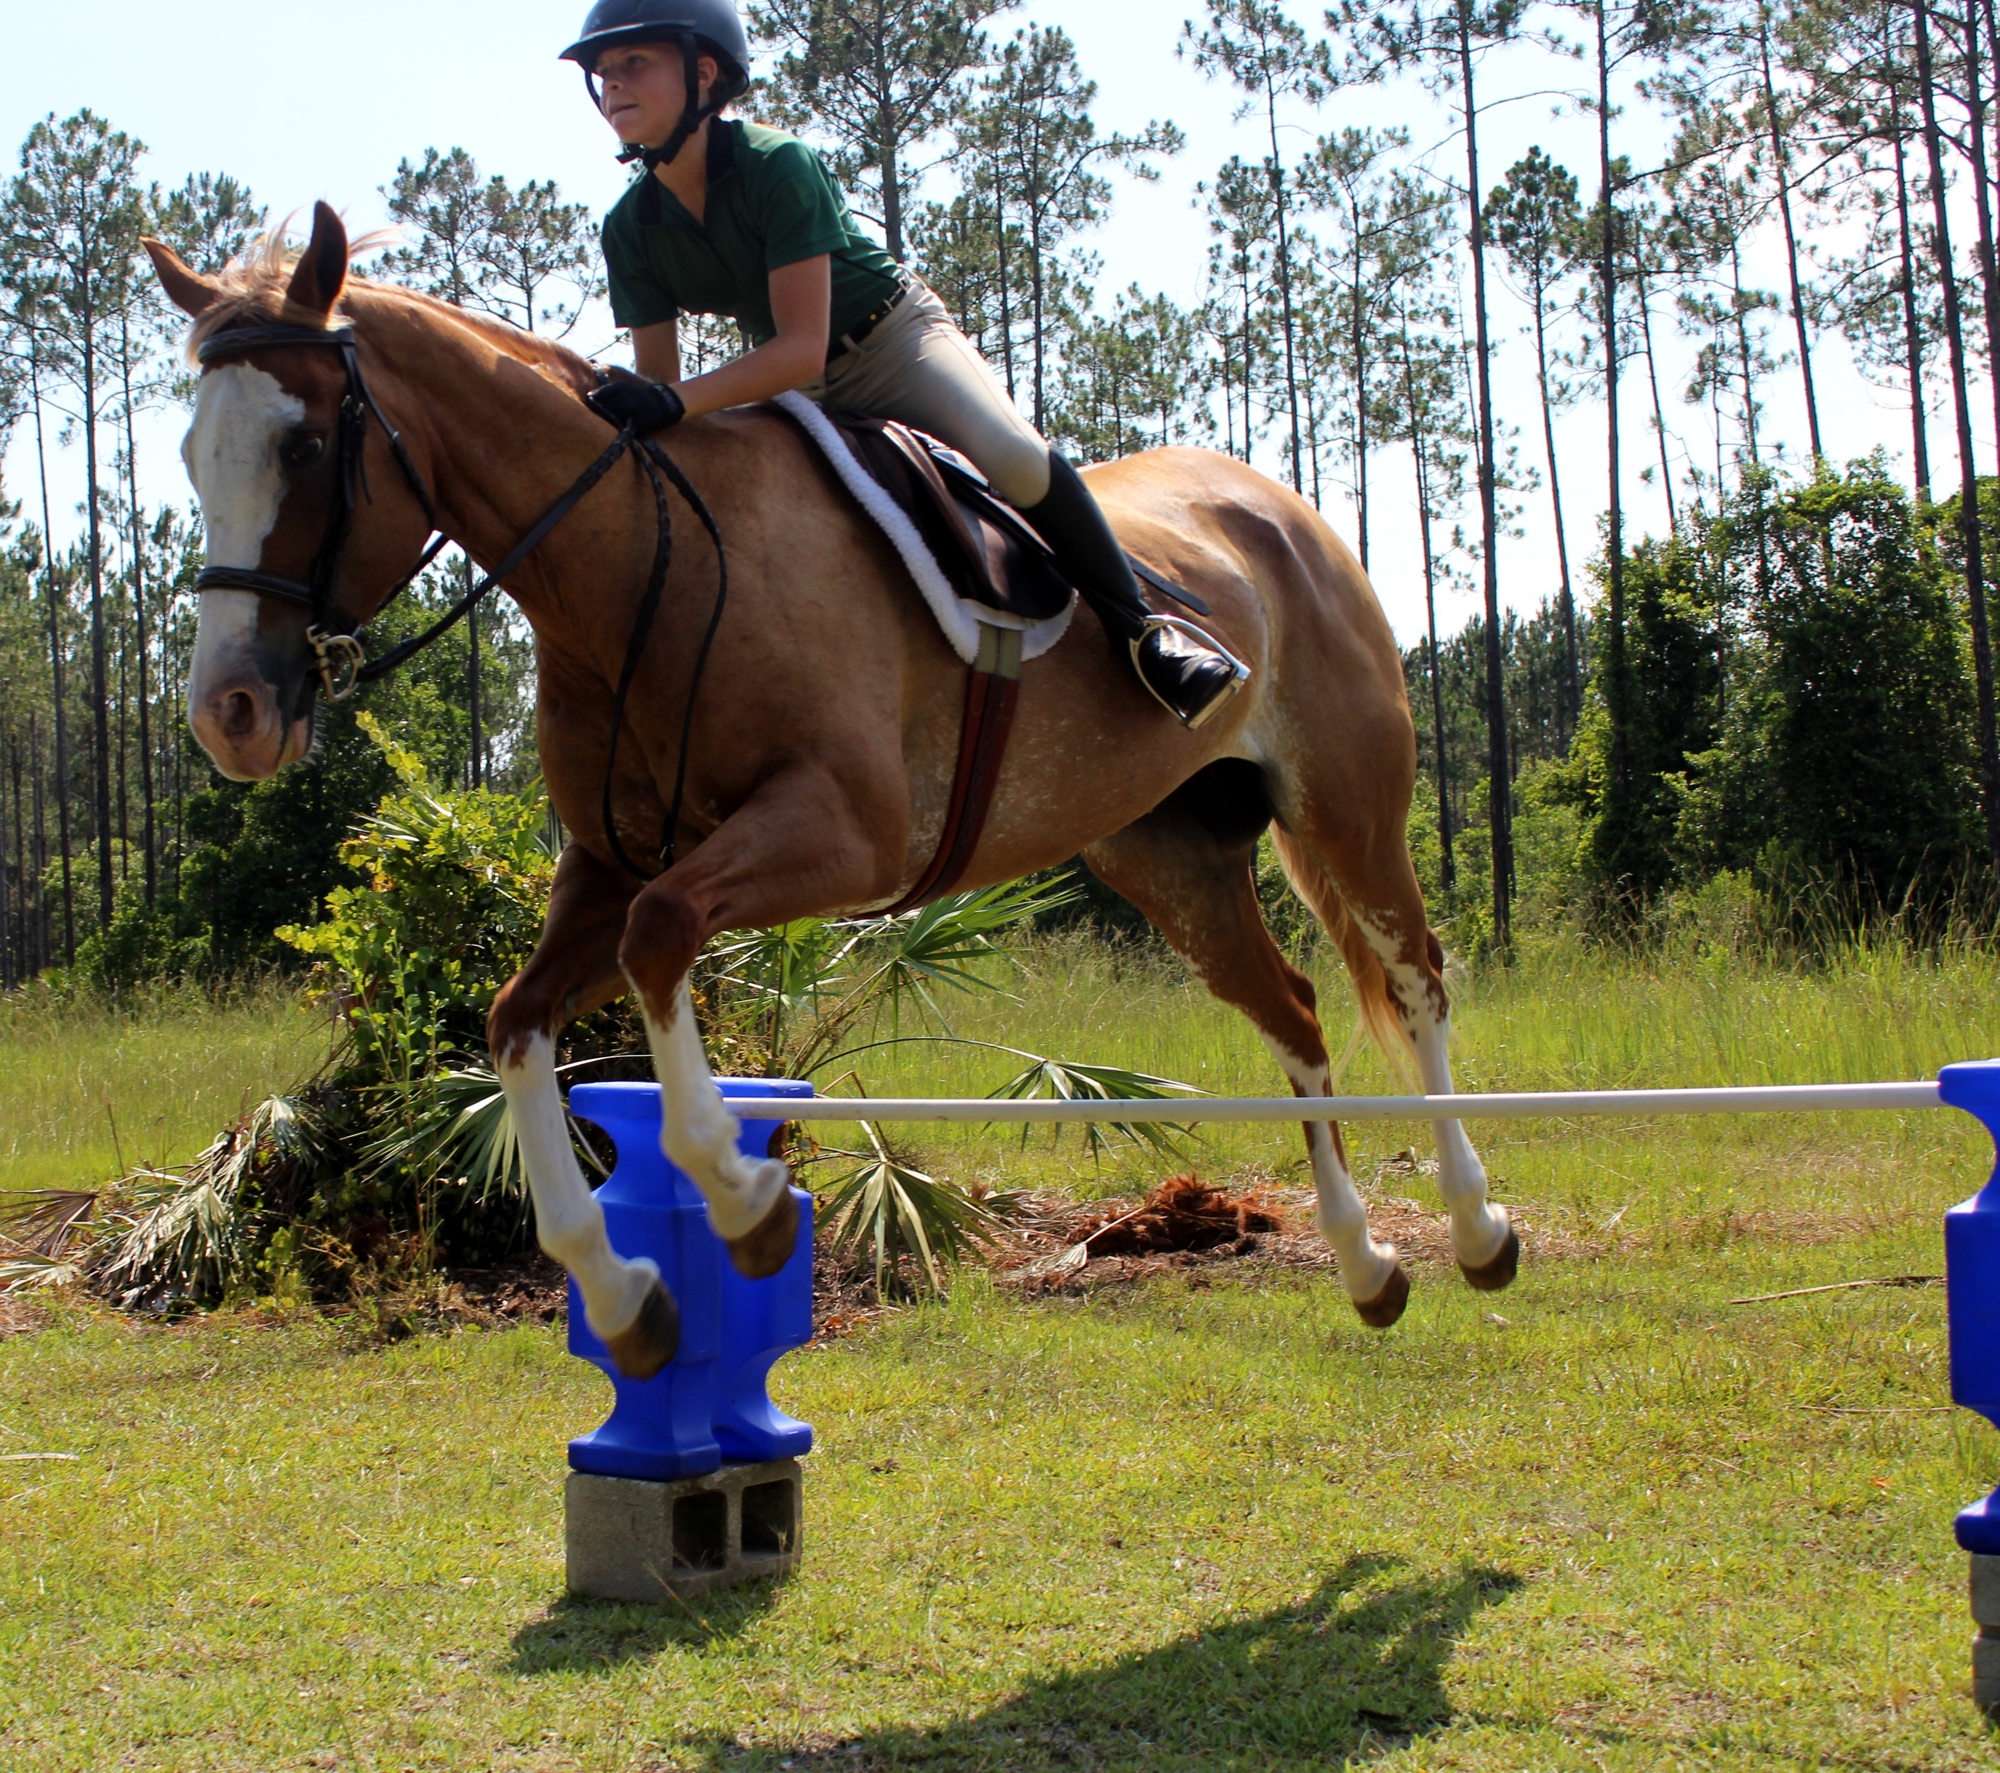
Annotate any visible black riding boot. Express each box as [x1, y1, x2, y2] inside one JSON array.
[[1024, 452, 1249, 730]]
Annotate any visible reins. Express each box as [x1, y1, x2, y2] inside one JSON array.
[[195, 319, 728, 881]]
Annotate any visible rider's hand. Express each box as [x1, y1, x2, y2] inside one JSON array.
[[587, 367, 687, 435]]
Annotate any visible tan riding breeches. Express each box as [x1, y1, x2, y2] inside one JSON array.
[[804, 281, 1053, 508]]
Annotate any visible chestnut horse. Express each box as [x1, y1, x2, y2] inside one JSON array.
[[146, 205, 1517, 1376]]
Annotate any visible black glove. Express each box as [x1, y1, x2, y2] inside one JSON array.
[[586, 368, 687, 435]]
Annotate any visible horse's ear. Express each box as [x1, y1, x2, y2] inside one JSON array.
[[284, 202, 349, 318], [143, 238, 223, 316]]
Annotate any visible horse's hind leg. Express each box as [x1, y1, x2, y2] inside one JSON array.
[[1272, 827, 1517, 1288], [487, 844, 681, 1379], [1083, 775, 1409, 1327]]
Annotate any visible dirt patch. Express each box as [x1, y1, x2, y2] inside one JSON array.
[[991, 1161, 1621, 1297], [1068, 1174, 1285, 1255], [0, 1290, 52, 1338]]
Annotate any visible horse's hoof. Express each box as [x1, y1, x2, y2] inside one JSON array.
[[1459, 1224, 1521, 1293], [725, 1185, 800, 1281], [603, 1280, 681, 1380], [1352, 1260, 1411, 1329]]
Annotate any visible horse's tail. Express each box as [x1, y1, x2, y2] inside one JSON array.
[[1270, 826, 1420, 1087]]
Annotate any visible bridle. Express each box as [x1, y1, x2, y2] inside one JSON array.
[[192, 317, 730, 881]]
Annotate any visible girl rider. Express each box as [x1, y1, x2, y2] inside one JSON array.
[[561, 0, 1250, 730]]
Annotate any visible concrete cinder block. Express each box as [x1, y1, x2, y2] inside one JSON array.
[[1974, 1630, 2000, 1715], [1973, 1555, 2000, 1630], [566, 1458, 803, 1603]]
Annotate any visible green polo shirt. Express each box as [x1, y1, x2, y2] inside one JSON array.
[[602, 119, 902, 348]]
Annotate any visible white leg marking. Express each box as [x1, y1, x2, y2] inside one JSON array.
[[1349, 913, 1511, 1268], [639, 979, 789, 1242], [497, 1033, 659, 1338], [1260, 1035, 1400, 1302]]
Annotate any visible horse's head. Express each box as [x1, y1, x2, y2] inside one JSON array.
[[146, 203, 438, 781]]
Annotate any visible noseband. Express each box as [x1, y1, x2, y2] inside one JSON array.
[[191, 316, 730, 882]]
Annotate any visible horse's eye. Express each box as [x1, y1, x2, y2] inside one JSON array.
[[283, 434, 326, 470]]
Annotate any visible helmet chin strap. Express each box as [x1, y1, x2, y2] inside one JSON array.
[[600, 31, 720, 173]]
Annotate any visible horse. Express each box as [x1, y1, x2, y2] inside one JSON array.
[[144, 202, 1518, 1377]]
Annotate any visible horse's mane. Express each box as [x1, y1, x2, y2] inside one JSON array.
[[186, 225, 598, 396]]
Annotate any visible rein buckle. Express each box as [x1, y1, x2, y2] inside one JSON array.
[[309, 627, 368, 703]]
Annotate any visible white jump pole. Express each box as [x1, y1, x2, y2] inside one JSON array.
[[727, 1067, 2000, 1709], [724, 1080, 1944, 1125]]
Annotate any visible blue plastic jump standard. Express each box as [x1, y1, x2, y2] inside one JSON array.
[[1941, 1061, 2000, 1555], [565, 1079, 815, 1482]]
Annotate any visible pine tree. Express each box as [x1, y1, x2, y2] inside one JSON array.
[[1489, 145, 1585, 732], [4, 111, 148, 934], [749, 0, 1009, 262], [1185, 0, 1329, 496], [965, 27, 1179, 432], [1355, 0, 1523, 945]]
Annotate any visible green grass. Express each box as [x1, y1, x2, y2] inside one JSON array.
[[3, 1233, 1996, 1770], [4, 938, 2000, 1767], [0, 979, 334, 1197], [830, 928, 2000, 1238]]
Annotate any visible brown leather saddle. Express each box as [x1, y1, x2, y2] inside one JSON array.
[[819, 407, 1212, 626], [799, 408, 1212, 914]]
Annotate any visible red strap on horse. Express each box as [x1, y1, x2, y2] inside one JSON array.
[[885, 624, 1025, 915]]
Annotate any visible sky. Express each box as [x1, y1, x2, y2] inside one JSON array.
[[0, 0, 1957, 649]]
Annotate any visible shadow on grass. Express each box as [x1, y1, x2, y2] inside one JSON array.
[[697, 1554, 1522, 1771], [506, 1578, 782, 1674]]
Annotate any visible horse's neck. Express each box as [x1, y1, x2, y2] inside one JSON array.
[[369, 295, 626, 617]]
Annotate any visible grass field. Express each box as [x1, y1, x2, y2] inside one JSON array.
[[3, 936, 1999, 1768], [3, 1236, 1995, 1770], [0, 978, 334, 1198]]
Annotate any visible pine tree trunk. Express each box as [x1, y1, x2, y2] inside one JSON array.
[[1405, 331, 1456, 893], [1460, 3, 1513, 945], [1597, 0, 1629, 819], [1957, 0, 2000, 490], [465, 554, 483, 790], [0, 741, 13, 992], [1894, 110, 1933, 501], [30, 716, 50, 975], [120, 330, 154, 905], [1917, 0, 2000, 866], [993, 188, 1017, 402], [1265, 78, 1304, 494], [1759, 14, 1823, 460], [82, 313, 116, 933], [879, 102, 905, 262], [1635, 263, 1678, 530], [28, 346, 76, 964], [6, 735, 26, 981], [1533, 270, 1581, 742], [1030, 201, 1047, 433], [1733, 243, 1763, 466]]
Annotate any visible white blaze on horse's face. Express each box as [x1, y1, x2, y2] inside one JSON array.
[[181, 363, 313, 781]]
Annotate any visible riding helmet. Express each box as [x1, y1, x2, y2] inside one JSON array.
[[559, 0, 751, 92]]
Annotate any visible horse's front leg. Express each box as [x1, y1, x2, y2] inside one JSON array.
[[487, 844, 680, 1378], [618, 767, 895, 1279]]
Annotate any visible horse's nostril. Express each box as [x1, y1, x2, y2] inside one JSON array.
[[219, 689, 261, 741]]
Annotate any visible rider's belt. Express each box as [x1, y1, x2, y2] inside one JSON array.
[[827, 277, 913, 365]]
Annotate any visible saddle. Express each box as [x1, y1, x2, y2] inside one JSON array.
[[778, 398, 1213, 915], [818, 407, 1212, 627]]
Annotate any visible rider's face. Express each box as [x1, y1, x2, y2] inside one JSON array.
[[593, 42, 716, 147]]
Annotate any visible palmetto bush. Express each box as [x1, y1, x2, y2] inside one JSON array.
[[5, 719, 1198, 1309]]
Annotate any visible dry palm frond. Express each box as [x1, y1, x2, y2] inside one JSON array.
[[813, 1123, 1011, 1296], [0, 1189, 100, 1259], [90, 1095, 324, 1307]]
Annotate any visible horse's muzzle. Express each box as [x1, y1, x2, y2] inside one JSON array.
[[190, 673, 313, 781]]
